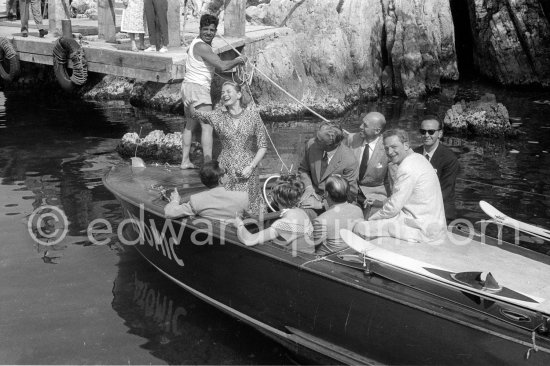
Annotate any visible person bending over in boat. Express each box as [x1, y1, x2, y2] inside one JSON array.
[[233, 175, 315, 255], [298, 121, 359, 220], [184, 81, 268, 215], [164, 160, 249, 221], [180, 14, 247, 169], [313, 175, 364, 255], [353, 129, 447, 243]]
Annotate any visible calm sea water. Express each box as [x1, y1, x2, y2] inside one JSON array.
[[1, 81, 549, 364]]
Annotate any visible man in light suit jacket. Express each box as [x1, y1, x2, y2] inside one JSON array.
[[344, 112, 390, 218], [299, 121, 359, 218], [354, 129, 447, 243], [164, 160, 249, 221], [414, 116, 459, 221]]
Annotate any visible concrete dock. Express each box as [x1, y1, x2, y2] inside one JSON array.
[[0, 16, 290, 83]]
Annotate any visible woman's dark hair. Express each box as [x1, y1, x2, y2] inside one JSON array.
[[199, 160, 225, 188], [324, 175, 349, 203], [200, 14, 219, 29], [270, 174, 305, 209]]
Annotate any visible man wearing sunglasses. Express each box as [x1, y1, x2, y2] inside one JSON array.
[[414, 117, 459, 222]]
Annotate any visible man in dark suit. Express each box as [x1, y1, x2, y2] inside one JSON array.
[[414, 116, 460, 222], [344, 112, 390, 218], [299, 121, 359, 219]]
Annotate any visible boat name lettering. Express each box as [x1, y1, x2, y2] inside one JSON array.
[[125, 208, 184, 267]]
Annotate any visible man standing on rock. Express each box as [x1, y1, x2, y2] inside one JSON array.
[[414, 116, 459, 222], [180, 14, 247, 169]]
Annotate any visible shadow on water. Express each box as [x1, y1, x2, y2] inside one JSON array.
[[1, 80, 550, 363]]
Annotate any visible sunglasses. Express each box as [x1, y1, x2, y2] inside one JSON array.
[[419, 129, 440, 136]]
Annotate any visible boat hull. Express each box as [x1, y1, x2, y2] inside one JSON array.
[[104, 165, 550, 365], [116, 199, 550, 365]]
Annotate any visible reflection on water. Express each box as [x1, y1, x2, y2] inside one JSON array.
[[113, 250, 290, 364], [0, 81, 549, 363]]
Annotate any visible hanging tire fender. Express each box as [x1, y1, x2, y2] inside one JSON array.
[[52, 36, 88, 92], [0, 37, 20, 82]]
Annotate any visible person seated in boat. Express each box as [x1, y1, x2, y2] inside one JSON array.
[[313, 175, 364, 255], [353, 129, 447, 243], [298, 121, 359, 220], [184, 81, 268, 215], [343, 112, 391, 219], [164, 160, 249, 221], [233, 175, 315, 255], [413, 116, 460, 223]]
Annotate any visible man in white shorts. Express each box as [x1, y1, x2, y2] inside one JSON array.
[[180, 14, 247, 169]]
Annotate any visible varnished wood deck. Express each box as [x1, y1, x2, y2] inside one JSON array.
[[0, 17, 291, 83]]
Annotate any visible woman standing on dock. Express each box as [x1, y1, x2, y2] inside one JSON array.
[[184, 81, 268, 215], [121, 0, 147, 52]]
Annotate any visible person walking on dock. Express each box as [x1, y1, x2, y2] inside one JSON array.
[[19, 0, 48, 38], [180, 14, 246, 169]]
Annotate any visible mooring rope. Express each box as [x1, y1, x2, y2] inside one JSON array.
[[217, 33, 331, 123]]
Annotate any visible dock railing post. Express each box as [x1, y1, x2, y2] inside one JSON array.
[[48, 0, 66, 36], [224, 0, 246, 38], [167, 0, 181, 47], [98, 0, 117, 43]]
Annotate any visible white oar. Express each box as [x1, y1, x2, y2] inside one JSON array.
[[479, 201, 550, 241]]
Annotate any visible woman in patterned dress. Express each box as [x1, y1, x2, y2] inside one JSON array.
[[121, 0, 146, 52], [233, 175, 314, 254], [184, 81, 268, 215]]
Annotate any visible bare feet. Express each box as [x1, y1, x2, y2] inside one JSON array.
[[180, 161, 197, 169]]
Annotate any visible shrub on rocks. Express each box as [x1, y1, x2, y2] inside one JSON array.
[[443, 93, 519, 137]]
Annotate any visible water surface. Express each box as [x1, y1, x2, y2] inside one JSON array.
[[1, 81, 549, 363]]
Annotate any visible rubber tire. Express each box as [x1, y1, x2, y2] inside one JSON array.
[[53, 37, 83, 92], [0, 40, 20, 82]]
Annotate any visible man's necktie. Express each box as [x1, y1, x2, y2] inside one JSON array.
[[425, 153, 430, 161], [320, 151, 329, 177], [358, 144, 370, 179]]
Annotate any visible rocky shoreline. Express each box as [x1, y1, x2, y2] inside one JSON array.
[[3, 0, 548, 125]]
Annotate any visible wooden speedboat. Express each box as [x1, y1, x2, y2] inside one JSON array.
[[104, 164, 550, 365]]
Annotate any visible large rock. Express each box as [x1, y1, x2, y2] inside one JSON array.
[[247, 0, 458, 100], [468, 0, 550, 87], [443, 93, 518, 137]]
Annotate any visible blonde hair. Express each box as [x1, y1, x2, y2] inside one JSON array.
[[221, 81, 250, 108]]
